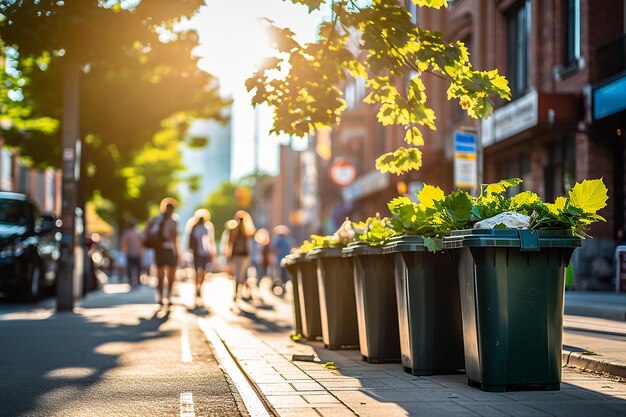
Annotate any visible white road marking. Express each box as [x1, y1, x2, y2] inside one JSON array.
[[198, 319, 271, 417], [181, 328, 193, 363], [180, 392, 196, 417]]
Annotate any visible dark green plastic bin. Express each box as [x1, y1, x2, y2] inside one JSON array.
[[293, 253, 322, 341], [383, 235, 465, 375], [443, 229, 581, 392], [308, 248, 359, 350], [281, 254, 303, 336], [343, 242, 400, 363]]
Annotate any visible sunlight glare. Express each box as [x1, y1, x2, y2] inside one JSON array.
[[194, 3, 273, 93]]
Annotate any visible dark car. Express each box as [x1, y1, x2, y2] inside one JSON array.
[[0, 192, 61, 300]]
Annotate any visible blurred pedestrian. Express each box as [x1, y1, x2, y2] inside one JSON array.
[[186, 208, 217, 298], [120, 218, 144, 286], [253, 228, 272, 292], [225, 210, 256, 303], [147, 197, 179, 306], [253, 228, 271, 278], [271, 225, 293, 294]]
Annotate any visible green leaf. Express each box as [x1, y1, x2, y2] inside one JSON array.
[[375, 147, 423, 175], [423, 237, 442, 252], [509, 191, 541, 211], [412, 0, 448, 8], [403, 126, 424, 146], [417, 184, 444, 209], [545, 196, 568, 215], [568, 179, 609, 215], [483, 178, 522, 196]]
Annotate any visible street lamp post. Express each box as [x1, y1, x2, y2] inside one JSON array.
[[57, 60, 81, 312]]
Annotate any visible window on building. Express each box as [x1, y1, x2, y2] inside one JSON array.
[[506, 0, 531, 98], [563, 0, 581, 68]]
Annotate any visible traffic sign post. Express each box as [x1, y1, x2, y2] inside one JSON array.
[[454, 131, 478, 192]]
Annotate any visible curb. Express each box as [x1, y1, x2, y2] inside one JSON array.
[[563, 350, 626, 379]]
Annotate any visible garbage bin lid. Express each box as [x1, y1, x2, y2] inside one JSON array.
[[342, 241, 385, 256], [442, 229, 581, 250], [382, 234, 430, 253], [306, 247, 345, 259]]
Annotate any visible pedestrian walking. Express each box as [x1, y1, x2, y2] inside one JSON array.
[[146, 197, 179, 307], [225, 210, 256, 303], [271, 225, 293, 294], [120, 218, 144, 286], [186, 208, 217, 298], [253, 228, 271, 280]]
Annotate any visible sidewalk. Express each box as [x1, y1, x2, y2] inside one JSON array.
[[562, 291, 626, 379], [201, 275, 626, 417]]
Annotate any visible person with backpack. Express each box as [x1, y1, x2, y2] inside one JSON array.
[[225, 210, 256, 303], [186, 208, 216, 298], [145, 197, 179, 307]]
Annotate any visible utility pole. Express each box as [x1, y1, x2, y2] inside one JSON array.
[[57, 60, 81, 312]]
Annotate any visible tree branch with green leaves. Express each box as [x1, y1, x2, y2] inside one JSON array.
[[247, 0, 511, 174]]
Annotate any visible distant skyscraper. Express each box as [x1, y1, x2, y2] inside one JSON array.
[[178, 118, 232, 232]]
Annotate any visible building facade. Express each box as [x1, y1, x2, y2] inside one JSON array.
[[0, 140, 61, 214], [429, 0, 626, 288], [269, 1, 626, 288]]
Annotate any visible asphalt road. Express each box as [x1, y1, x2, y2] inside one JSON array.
[[0, 283, 246, 417]]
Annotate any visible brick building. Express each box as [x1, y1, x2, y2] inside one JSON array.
[[425, 0, 626, 288], [270, 1, 626, 287], [0, 140, 61, 214]]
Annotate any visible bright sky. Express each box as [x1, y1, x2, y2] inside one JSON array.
[[191, 0, 327, 179]]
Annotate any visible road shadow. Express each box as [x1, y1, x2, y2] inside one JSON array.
[[232, 301, 293, 334], [0, 290, 171, 417]]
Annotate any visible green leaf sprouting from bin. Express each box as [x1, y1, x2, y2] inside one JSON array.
[[295, 178, 608, 253], [385, 177, 609, 250], [355, 214, 397, 246]]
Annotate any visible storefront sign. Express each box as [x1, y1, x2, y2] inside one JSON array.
[[342, 170, 390, 202], [593, 74, 626, 120], [481, 90, 538, 146], [454, 131, 477, 189]]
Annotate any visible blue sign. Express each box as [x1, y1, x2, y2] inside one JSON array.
[[593, 74, 626, 120], [454, 132, 477, 153], [453, 131, 478, 189]]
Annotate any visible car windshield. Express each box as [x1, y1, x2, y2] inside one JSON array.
[[0, 199, 29, 226]]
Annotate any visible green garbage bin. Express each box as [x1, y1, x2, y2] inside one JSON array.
[[281, 254, 303, 336], [443, 229, 581, 392], [293, 253, 322, 341], [383, 235, 465, 375], [308, 247, 359, 350], [343, 242, 400, 363]]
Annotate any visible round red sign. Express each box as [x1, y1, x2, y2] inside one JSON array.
[[329, 158, 357, 187]]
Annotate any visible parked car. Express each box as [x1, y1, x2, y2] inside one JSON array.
[[0, 192, 61, 300]]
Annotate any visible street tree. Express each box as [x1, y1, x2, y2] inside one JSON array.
[[247, 0, 511, 174], [0, 1, 228, 226]]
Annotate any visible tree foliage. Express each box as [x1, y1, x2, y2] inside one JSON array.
[[0, 0, 228, 225], [247, 0, 511, 174]]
